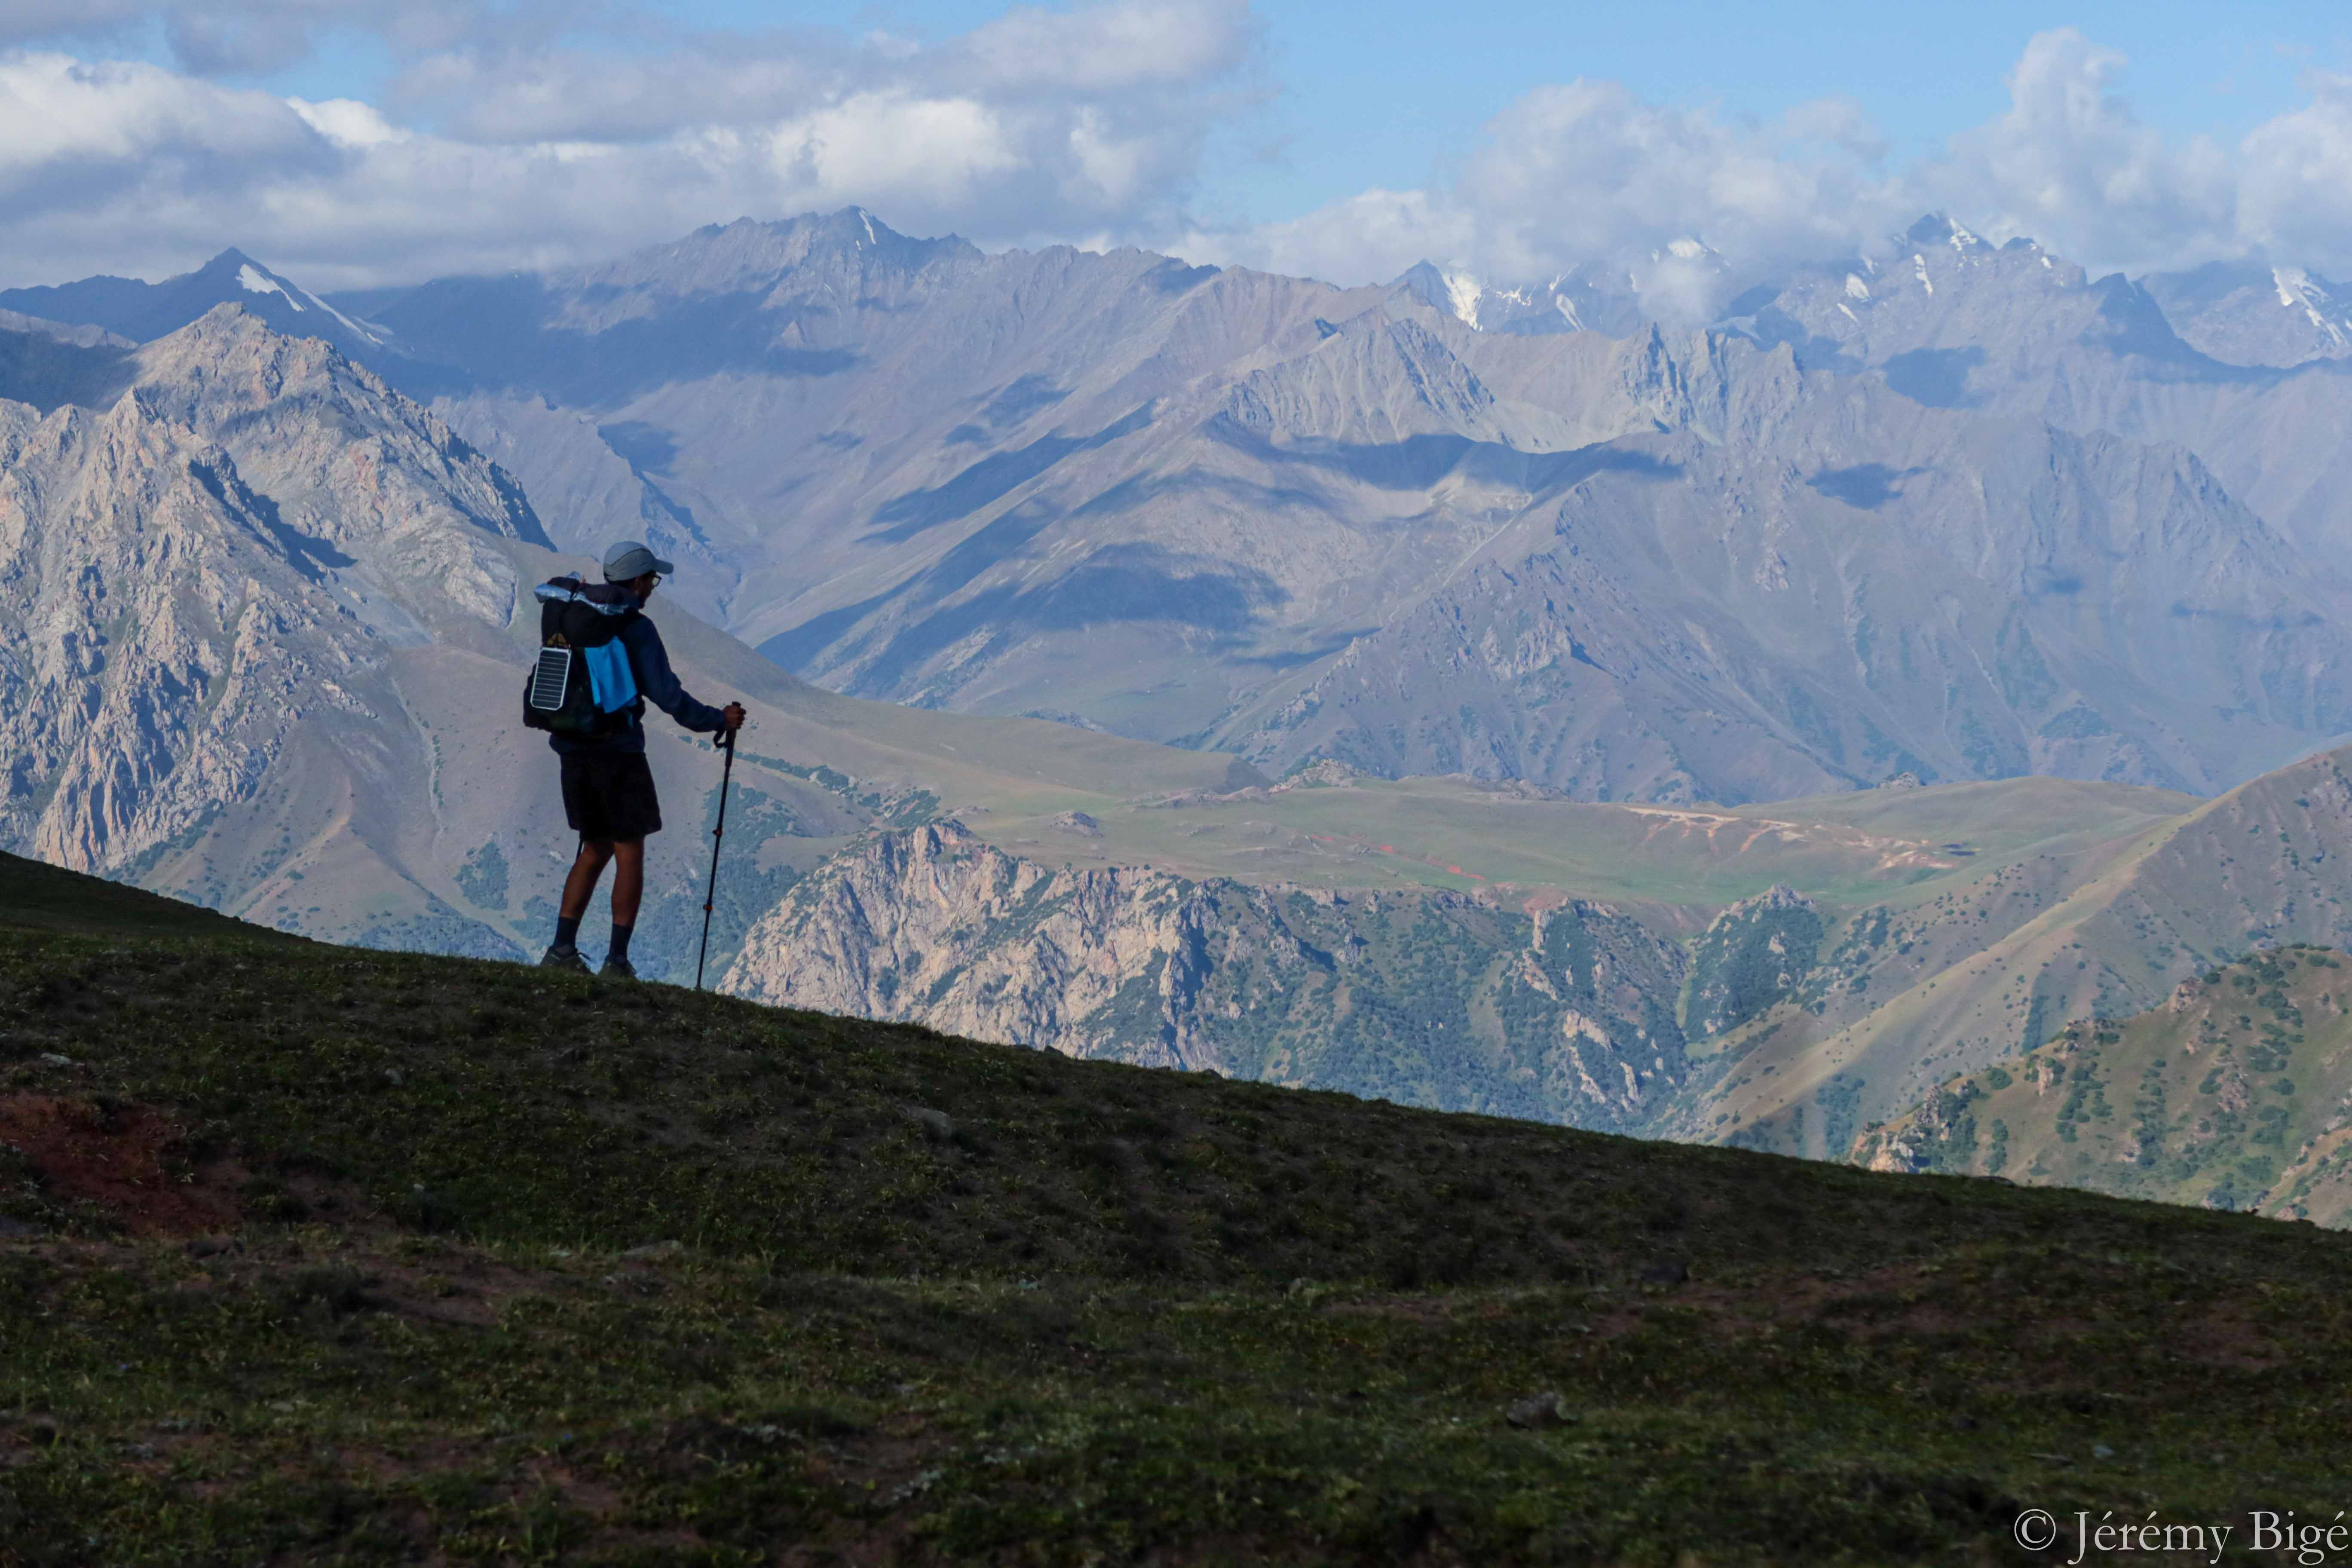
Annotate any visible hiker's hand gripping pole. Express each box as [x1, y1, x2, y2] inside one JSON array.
[[694, 722, 740, 992]]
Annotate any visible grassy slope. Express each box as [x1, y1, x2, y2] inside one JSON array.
[[970, 772, 2194, 920], [1866, 946, 2352, 1226], [0, 849, 298, 943], [5, 862, 2352, 1563], [1693, 745, 2352, 1155]]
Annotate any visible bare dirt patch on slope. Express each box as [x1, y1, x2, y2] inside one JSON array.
[[0, 1092, 239, 1236]]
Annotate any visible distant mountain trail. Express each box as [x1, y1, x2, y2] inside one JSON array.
[[1616, 805, 1966, 872]]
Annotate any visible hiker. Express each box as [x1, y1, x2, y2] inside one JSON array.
[[527, 540, 745, 978]]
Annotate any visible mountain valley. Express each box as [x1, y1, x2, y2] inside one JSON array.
[[18, 210, 2352, 804], [12, 212, 2352, 1228]]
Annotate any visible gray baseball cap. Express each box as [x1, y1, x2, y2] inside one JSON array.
[[602, 539, 676, 582]]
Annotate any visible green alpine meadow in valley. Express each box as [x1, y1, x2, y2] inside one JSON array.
[[5, 853, 2352, 1565]]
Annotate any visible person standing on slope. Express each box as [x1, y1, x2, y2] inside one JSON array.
[[536, 540, 745, 978]]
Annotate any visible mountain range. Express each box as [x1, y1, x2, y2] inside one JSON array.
[[12, 210, 2352, 805], [13, 211, 2352, 1223]]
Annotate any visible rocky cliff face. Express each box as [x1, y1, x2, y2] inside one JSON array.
[[0, 307, 542, 887], [726, 821, 1695, 1131]]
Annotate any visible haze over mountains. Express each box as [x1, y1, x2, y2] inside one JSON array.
[[12, 208, 2352, 806]]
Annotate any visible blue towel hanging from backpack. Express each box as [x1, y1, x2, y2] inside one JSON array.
[[582, 639, 639, 713]]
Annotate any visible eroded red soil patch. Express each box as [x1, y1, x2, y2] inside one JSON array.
[[0, 1092, 239, 1234]]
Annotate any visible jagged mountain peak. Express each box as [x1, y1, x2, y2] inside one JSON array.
[[1902, 212, 1991, 251], [1387, 260, 1645, 337], [2141, 257, 2352, 367], [0, 247, 385, 352], [186, 246, 260, 275], [0, 305, 567, 884], [574, 206, 984, 302], [1390, 260, 1479, 321], [133, 303, 388, 411]]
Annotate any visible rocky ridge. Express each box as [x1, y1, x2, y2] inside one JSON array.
[[0, 307, 542, 889], [726, 820, 1696, 1131], [1861, 945, 2352, 1225]]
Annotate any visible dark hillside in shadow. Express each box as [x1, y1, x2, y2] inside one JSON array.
[[0, 851, 2346, 1562]]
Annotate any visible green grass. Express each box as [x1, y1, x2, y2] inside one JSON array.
[[0, 849, 300, 943], [5, 868, 2352, 1562], [1868, 945, 2352, 1226], [972, 772, 2195, 916]]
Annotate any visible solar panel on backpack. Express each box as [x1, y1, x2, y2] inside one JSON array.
[[527, 646, 573, 712]]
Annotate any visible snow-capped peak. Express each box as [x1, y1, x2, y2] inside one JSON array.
[[300, 287, 385, 346], [236, 260, 386, 345], [1442, 271, 1485, 329], [238, 263, 304, 312], [2272, 266, 2349, 349]]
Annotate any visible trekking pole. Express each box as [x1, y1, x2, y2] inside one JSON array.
[[694, 727, 738, 992]]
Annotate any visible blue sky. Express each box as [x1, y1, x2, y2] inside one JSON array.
[[7, 0, 2352, 292], [208, 0, 2352, 227]]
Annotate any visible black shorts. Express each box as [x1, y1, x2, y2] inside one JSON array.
[[559, 750, 663, 841]]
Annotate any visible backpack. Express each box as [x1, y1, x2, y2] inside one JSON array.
[[522, 577, 644, 738]]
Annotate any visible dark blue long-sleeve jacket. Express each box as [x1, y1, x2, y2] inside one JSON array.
[[544, 590, 727, 756]]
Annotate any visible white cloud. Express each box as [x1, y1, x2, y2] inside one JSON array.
[[1198, 79, 1905, 311], [772, 92, 1021, 201], [2220, 71, 2352, 268], [960, 0, 1251, 92], [1456, 81, 1904, 282], [1926, 29, 2239, 274], [8, 17, 2352, 308], [1214, 28, 2352, 314], [288, 96, 403, 149], [0, 54, 320, 176], [1213, 187, 1468, 286], [0, 0, 1257, 289], [1, 0, 569, 76]]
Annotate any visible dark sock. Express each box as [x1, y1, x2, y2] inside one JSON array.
[[608, 924, 633, 962], [554, 915, 581, 949]]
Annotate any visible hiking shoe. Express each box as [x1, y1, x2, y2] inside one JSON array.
[[600, 956, 639, 981], [539, 943, 590, 973]]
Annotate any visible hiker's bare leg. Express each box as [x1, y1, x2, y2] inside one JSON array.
[[560, 838, 615, 920], [611, 838, 646, 927]]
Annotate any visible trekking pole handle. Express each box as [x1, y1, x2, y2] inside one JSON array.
[[695, 718, 739, 993]]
